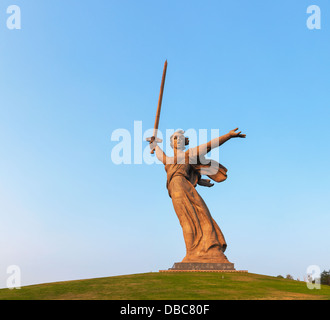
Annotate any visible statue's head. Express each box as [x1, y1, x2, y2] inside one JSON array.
[[170, 130, 189, 150]]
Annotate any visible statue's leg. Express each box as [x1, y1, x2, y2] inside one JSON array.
[[169, 176, 228, 263], [211, 217, 227, 252], [196, 190, 227, 251], [170, 190, 202, 256]]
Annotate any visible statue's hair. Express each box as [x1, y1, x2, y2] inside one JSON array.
[[170, 130, 189, 149]]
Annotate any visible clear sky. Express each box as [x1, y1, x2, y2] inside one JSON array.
[[0, 0, 329, 287]]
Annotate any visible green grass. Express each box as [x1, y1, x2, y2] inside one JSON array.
[[0, 272, 329, 300]]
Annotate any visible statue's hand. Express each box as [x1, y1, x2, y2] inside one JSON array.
[[198, 179, 214, 187], [149, 140, 158, 151], [229, 128, 246, 138]]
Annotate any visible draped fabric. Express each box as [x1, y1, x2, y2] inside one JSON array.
[[165, 163, 230, 263]]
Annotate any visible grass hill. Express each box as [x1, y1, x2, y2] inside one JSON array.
[[0, 272, 329, 300]]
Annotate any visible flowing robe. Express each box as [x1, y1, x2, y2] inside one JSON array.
[[165, 158, 230, 263]]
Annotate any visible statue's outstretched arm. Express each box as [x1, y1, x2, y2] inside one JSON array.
[[189, 128, 246, 157]]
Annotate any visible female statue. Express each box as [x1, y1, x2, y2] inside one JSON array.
[[150, 128, 246, 263]]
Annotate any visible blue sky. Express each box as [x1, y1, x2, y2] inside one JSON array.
[[0, 0, 329, 287]]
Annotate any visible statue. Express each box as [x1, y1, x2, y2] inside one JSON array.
[[147, 61, 246, 270]]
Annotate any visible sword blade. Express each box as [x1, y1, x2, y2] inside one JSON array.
[[152, 60, 167, 139]]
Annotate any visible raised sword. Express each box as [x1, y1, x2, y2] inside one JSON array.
[[146, 60, 168, 154]]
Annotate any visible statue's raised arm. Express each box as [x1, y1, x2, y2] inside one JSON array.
[[188, 128, 246, 158], [153, 144, 169, 165]]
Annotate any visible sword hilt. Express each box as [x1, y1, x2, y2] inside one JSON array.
[[146, 136, 163, 154]]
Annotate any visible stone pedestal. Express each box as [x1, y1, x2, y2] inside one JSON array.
[[169, 262, 235, 271]]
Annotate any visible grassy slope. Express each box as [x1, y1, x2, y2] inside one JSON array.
[[0, 272, 329, 300]]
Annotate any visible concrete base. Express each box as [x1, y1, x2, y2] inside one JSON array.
[[159, 269, 248, 273], [168, 262, 236, 271]]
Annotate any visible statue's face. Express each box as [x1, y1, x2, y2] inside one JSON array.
[[172, 133, 186, 150]]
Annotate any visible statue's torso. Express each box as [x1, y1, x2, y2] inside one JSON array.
[[165, 163, 200, 194]]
